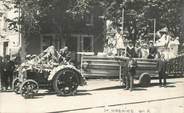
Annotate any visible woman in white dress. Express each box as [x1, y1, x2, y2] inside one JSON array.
[[115, 29, 125, 56]]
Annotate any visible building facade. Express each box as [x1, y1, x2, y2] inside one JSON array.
[[26, 5, 105, 63], [0, 1, 21, 59]]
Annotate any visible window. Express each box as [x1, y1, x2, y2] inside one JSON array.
[[83, 37, 93, 52], [85, 14, 94, 26], [70, 34, 94, 52], [66, 36, 77, 52]]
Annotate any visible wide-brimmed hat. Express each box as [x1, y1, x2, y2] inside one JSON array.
[[159, 27, 168, 33]]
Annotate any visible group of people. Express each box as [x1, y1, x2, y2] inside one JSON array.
[[124, 40, 168, 91], [105, 28, 160, 59], [0, 55, 15, 91], [105, 28, 173, 91], [126, 40, 159, 59], [0, 46, 72, 92], [105, 27, 179, 60]]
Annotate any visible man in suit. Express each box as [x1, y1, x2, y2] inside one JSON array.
[[158, 53, 167, 87], [3, 55, 15, 90], [125, 58, 137, 91], [126, 41, 136, 58]]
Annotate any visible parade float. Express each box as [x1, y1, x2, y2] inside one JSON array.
[[81, 26, 182, 87], [12, 46, 86, 98]]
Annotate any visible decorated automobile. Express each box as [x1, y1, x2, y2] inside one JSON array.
[[12, 46, 86, 98]]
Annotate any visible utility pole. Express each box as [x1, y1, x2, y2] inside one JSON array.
[[148, 18, 157, 44], [121, 0, 127, 33], [122, 5, 124, 33], [153, 18, 156, 43]]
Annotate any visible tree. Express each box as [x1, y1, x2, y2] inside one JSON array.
[[89, 0, 184, 44], [1, 0, 97, 60], [2, 0, 184, 56]]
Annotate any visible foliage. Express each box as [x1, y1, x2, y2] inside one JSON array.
[[92, 0, 184, 43], [1, 0, 184, 48], [0, 0, 97, 59]]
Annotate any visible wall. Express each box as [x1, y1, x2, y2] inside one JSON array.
[[0, 1, 21, 58]]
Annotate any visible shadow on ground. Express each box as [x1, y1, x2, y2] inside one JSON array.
[[34, 90, 92, 98], [148, 82, 176, 88], [88, 85, 147, 91]]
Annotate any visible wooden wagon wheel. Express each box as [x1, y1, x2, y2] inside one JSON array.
[[12, 78, 22, 94], [139, 73, 151, 87], [53, 68, 79, 96], [20, 79, 39, 98]]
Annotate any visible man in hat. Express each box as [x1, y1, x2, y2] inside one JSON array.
[[126, 41, 136, 58], [156, 27, 171, 47], [148, 41, 158, 59], [125, 58, 137, 91]]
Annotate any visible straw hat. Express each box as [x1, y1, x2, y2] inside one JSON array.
[[159, 27, 168, 33]]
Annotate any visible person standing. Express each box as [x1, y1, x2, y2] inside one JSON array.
[[168, 37, 180, 59], [0, 56, 3, 91], [158, 54, 167, 87], [3, 55, 15, 90], [115, 28, 125, 56], [125, 58, 137, 91], [156, 27, 171, 48]]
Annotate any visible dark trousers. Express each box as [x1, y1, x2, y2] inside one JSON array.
[[159, 72, 167, 86], [147, 54, 155, 59], [3, 71, 13, 89], [0, 72, 2, 89], [125, 72, 134, 90]]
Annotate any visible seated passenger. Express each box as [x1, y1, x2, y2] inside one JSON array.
[[140, 43, 149, 59], [126, 41, 136, 58], [148, 41, 158, 59], [135, 42, 142, 58], [59, 46, 71, 63], [106, 43, 117, 56]]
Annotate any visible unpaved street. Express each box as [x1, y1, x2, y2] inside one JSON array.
[[0, 78, 184, 113]]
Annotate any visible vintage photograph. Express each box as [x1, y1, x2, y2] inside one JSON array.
[[0, 0, 184, 113]]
